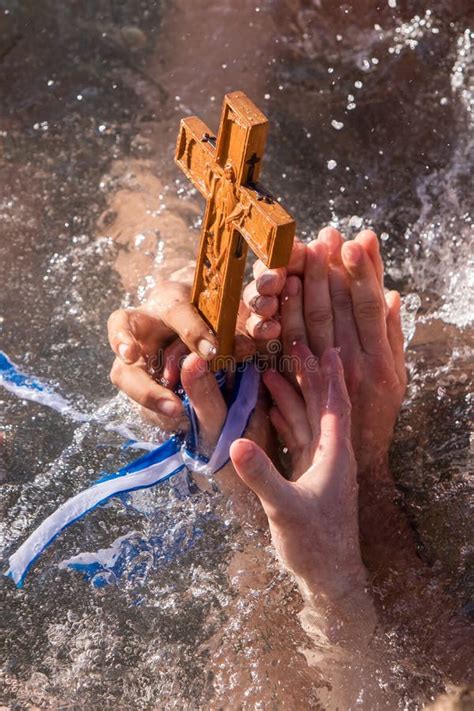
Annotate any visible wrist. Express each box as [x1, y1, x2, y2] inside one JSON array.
[[298, 562, 369, 608], [299, 571, 377, 648], [353, 440, 393, 479]]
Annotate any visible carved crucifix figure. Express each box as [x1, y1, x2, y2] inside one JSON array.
[[175, 91, 295, 366]]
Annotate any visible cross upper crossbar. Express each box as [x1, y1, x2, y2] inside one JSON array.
[[175, 91, 295, 365]]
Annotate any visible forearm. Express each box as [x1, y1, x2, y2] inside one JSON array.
[[357, 455, 423, 577], [358, 459, 474, 682], [296, 574, 405, 709]]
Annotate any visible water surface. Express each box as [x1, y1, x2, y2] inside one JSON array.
[[0, 1, 473, 708]]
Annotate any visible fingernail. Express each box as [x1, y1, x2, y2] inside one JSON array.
[[285, 276, 300, 296], [257, 273, 276, 291], [118, 343, 133, 363], [260, 319, 276, 333], [344, 243, 362, 266], [251, 295, 272, 312], [197, 339, 217, 359], [156, 399, 182, 417]]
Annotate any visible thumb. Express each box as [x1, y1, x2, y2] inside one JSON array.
[[180, 353, 227, 453], [230, 439, 288, 516]]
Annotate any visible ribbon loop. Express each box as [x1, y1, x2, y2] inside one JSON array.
[[5, 361, 260, 587]]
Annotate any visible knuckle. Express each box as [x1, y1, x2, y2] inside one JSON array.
[[155, 284, 190, 314], [330, 289, 353, 311], [354, 298, 382, 322], [140, 393, 157, 411], [159, 278, 185, 294], [305, 306, 333, 329]]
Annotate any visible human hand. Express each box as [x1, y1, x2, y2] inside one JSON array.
[[243, 237, 306, 345], [107, 280, 254, 429], [305, 227, 406, 474], [230, 344, 367, 605], [173, 351, 273, 505], [246, 227, 406, 474]]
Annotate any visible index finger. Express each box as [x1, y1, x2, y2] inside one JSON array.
[[252, 238, 306, 295], [148, 282, 219, 360], [110, 357, 183, 420]]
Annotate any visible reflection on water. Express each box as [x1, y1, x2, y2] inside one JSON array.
[[0, 0, 473, 708]]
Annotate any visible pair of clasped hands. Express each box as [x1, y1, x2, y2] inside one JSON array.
[[107, 227, 406, 610]]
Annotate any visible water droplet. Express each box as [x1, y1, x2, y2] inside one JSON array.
[[327, 159, 337, 170], [354, 80, 363, 89], [349, 215, 363, 229], [264, 93, 270, 100], [331, 120, 344, 130]]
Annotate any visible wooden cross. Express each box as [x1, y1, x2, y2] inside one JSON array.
[[175, 91, 295, 366]]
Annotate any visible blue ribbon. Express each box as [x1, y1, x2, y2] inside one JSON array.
[[2, 353, 259, 587]]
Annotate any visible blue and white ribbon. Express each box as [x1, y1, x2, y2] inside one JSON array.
[[5, 357, 259, 587], [0, 351, 141, 444], [0, 351, 87, 421]]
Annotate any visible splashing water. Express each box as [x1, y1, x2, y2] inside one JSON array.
[[0, 1, 472, 709]]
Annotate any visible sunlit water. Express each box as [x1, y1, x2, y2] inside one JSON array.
[[0, 1, 473, 709]]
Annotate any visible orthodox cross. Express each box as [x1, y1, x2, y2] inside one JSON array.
[[175, 91, 295, 366]]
